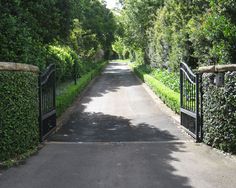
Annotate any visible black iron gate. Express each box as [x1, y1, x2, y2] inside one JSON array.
[[180, 62, 202, 142], [39, 64, 56, 141]]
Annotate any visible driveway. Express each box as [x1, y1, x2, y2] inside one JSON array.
[[0, 62, 236, 188]]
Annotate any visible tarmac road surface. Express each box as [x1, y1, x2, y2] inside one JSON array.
[[0, 61, 236, 188]]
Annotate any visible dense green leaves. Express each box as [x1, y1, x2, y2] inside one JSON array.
[[120, 0, 163, 63], [47, 45, 79, 82], [119, 0, 236, 70], [0, 0, 71, 68], [0, 0, 117, 68], [203, 72, 236, 153], [0, 72, 39, 161]]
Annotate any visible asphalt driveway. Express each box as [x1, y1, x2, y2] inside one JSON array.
[[0, 62, 236, 188]]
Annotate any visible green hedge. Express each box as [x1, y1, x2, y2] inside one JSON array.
[[0, 71, 39, 162], [134, 64, 180, 93], [203, 72, 236, 153], [56, 61, 108, 117], [131, 64, 180, 113]]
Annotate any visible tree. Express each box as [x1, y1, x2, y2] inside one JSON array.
[[121, 0, 164, 63]]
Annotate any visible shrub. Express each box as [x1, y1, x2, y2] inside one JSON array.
[[134, 63, 180, 93], [203, 72, 236, 153], [47, 45, 79, 82], [0, 71, 39, 162], [0, 14, 47, 70], [47, 45, 103, 83]]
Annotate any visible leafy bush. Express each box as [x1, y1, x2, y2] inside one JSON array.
[[47, 45, 105, 83], [203, 72, 236, 153], [130, 63, 180, 113], [47, 45, 79, 82], [134, 64, 180, 93], [121, 0, 236, 71], [0, 13, 47, 70], [0, 1, 73, 69], [56, 61, 108, 117], [0, 1, 116, 71], [188, 10, 236, 66], [0, 71, 39, 162]]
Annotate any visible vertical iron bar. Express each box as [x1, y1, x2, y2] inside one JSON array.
[[183, 74, 186, 109], [53, 67, 56, 115], [196, 74, 200, 142], [180, 67, 183, 125], [187, 78, 189, 110], [190, 83, 194, 111], [180, 68, 183, 108], [38, 74, 43, 142]]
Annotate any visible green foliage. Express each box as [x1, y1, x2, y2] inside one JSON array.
[[130, 63, 180, 113], [112, 37, 125, 59], [47, 44, 105, 83], [188, 9, 236, 66], [47, 45, 79, 82], [71, 0, 117, 59], [134, 63, 180, 93], [203, 72, 236, 153], [120, 0, 164, 63], [69, 19, 99, 60], [0, 0, 116, 68], [147, 0, 208, 71], [0, 0, 73, 69], [0, 71, 39, 162], [56, 61, 108, 116], [0, 13, 47, 69], [121, 0, 236, 71]]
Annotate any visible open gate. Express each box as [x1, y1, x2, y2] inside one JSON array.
[[39, 64, 56, 141], [180, 62, 202, 142]]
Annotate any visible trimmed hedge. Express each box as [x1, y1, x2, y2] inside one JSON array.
[[56, 61, 108, 117], [203, 72, 236, 153], [0, 71, 39, 162], [134, 64, 180, 93], [130, 64, 180, 113]]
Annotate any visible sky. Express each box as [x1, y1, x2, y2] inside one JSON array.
[[104, 0, 119, 9]]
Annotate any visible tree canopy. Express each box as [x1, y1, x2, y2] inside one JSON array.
[[115, 0, 236, 71], [0, 0, 117, 69]]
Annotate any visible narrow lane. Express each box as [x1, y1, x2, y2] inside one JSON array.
[[49, 62, 188, 142], [0, 62, 236, 188]]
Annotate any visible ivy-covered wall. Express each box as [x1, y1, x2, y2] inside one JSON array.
[[202, 71, 236, 153], [0, 64, 39, 162]]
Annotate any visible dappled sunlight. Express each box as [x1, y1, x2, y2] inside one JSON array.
[[49, 109, 192, 187], [47, 61, 193, 188], [50, 111, 179, 142]]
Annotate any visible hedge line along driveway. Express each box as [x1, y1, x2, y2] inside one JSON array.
[[1, 62, 236, 188]]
